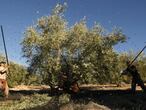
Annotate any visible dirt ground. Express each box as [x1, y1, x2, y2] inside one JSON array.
[[1, 84, 146, 110], [10, 83, 144, 91]]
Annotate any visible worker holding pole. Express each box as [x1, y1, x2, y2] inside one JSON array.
[[121, 45, 146, 93], [0, 25, 9, 98]]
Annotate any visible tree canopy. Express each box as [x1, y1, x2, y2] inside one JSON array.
[[21, 3, 127, 88]]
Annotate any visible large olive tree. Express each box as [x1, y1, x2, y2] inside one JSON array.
[[21, 3, 126, 89]]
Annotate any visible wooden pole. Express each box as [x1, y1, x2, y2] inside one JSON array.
[[0, 25, 9, 65], [129, 45, 146, 66]]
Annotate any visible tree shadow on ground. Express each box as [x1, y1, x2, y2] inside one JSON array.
[[71, 89, 146, 110], [9, 88, 146, 110]]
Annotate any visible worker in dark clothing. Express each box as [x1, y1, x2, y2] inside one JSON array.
[[121, 61, 146, 93]]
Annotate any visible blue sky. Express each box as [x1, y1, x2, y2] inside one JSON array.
[[0, 0, 146, 66]]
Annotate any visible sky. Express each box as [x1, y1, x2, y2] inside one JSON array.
[[0, 0, 146, 66]]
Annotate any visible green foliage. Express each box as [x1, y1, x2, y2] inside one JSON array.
[[8, 63, 28, 87]]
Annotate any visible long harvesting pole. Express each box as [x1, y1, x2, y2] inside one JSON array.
[[0, 25, 9, 66], [128, 45, 146, 67]]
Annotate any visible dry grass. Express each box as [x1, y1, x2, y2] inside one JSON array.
[[0, 94, 51, 110]]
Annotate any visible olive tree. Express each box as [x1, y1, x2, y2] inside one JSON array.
[[21, 3, 126, 89]]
